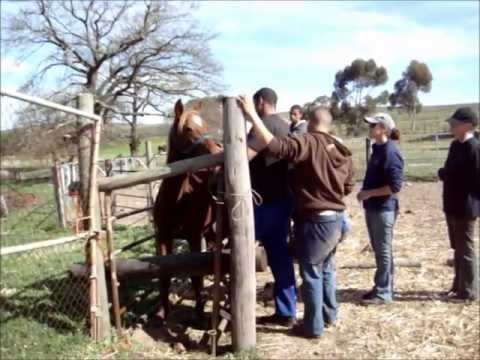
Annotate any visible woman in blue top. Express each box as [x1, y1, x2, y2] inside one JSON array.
[[357, 113, 404, 305]]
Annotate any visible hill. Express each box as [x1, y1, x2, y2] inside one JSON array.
[[277, 102, 479, 136]]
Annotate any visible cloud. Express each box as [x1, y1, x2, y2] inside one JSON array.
[[194, 1, 479, 108], [0, 58, 26, 75]]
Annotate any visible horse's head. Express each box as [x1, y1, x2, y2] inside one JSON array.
[[167, 99, 209, 162]]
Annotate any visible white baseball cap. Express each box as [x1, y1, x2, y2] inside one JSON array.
[[364, 113, 396, 131]]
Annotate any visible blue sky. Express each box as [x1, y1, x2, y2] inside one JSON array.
[[1, 0, 479, 128]]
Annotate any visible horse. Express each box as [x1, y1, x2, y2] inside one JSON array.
[[152, 99, 223, 325]]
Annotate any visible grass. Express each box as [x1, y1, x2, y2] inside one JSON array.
[[0, 179, 161, 359], [100, 135, 167, 159], [344, 134, 451, 181], [0, 180, 71, 247]]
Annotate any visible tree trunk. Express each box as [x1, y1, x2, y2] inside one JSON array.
[[129, 118, 139, 156], [411, 102, 417, 132]]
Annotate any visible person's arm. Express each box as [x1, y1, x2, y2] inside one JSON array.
[[238, 96, 310, 162], [238, 96, 274, 149], [357, 150, 403, 201], [357, 185, 393, 201], [344, 158, 356, 196]]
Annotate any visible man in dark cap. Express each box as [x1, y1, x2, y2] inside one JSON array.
[[438, 107, 480, 301]]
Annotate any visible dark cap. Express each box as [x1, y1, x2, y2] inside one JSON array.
[[446, 107, 478, 127]]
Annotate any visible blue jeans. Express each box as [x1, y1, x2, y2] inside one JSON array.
[[365, 210, 397, 301], [299, 253, 336, 337], [254, 198, 296, 318], [295, 213, 342, 337]]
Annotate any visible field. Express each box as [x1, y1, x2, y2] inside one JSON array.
[[1, 102, 479, 359], [1, 179, 479, 359]]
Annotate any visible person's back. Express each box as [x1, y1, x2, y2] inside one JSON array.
[[249, 113, 291, 203], [270, 131, 354, 217]]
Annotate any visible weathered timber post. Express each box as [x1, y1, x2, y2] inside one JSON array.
[[223, 97, 256, 351], [104, 192, 122, 335], [52, 162, 67, 228], [145, 141, 155, 221], [77, 93, 111, 340]]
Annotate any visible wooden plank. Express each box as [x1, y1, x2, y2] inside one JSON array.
[[223, 97, 256, 351], [52, 163, 67, 228], [0, 88, 100, 122], [341, 259, 421, 269], [104, 192, 123, 335], [78, 93, 111, 341], [69, 250, 268, 279], [97, 152, 224, 192], [0, 233, 90, 256]]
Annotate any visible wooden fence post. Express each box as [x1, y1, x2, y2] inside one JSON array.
[[222, 97, 256, 352], [145, 141, 155, 221], [77, 93, 111, 341], [52, 162, 67, 228]]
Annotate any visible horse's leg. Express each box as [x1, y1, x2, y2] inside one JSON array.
[[153, 234, 172, 325], [190, 236, 205, 320]]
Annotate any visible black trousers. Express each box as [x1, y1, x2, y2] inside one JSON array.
[[446, 215, 479, 299]]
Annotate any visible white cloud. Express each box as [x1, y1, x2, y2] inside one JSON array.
[[0, 58, 26, 75], [194, 1, 479, 107]]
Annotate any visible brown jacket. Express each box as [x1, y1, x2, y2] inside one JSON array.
[[267, 131, 355, 217]]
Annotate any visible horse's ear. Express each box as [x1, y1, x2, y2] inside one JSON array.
[[174, 99, 184, 121]]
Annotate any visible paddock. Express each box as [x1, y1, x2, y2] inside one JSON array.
[[0, 89, 478, 359]]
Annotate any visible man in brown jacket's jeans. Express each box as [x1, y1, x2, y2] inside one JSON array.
[[238, 96, 355, 339]]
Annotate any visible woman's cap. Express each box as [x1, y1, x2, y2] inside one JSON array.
[[364, 113, 396, 130]]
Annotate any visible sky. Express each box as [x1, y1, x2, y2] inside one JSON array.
[[1, 0, 479, 128]]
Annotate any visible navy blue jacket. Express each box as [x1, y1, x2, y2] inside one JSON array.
[[439, 136, 480, 219], [362, 140, 404, 212]]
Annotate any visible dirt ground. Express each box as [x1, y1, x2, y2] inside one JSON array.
[[116, 182, 479, 359]]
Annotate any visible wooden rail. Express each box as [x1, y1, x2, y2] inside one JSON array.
[[97, 152, 224, 192]]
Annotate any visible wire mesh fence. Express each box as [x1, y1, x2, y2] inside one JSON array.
[[0, 239, 90, 359], [343, 132, 452, 181]]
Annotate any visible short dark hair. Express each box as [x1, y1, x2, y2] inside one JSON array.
[[290, 105, 302, 114], [253, 87, 278, 106]]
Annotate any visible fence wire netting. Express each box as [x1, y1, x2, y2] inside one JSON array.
[[0, 179, 92, 359], [0, 240, 90, 359]]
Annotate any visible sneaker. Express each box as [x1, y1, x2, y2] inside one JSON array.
[[457, 292, 478, 301], [361, 297, 391, 306], [257, 314, 296, 327], [290, 324, 321, 339], [324, 320, 336, 329]]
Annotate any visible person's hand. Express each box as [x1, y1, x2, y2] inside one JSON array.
[[237, 95, 256, 122], [357, 190, 371, 202]]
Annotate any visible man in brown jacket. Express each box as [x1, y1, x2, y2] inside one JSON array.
[[238, 96, 355, 339]]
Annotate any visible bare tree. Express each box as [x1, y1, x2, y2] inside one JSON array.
[[3, 0, 223, 145]]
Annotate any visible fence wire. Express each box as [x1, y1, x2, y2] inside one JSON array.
[[0, 239, 90, 359]]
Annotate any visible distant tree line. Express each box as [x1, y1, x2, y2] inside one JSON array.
[[305, 58, 433, 135]]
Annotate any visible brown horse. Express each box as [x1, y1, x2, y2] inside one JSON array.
[[152, 99, 222, 324]]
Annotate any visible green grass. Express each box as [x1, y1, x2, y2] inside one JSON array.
[[99, 135, 167, 159], [0, 190, 159, 359], [344, 134, 451, 181], [0, 180, 71, 247]]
